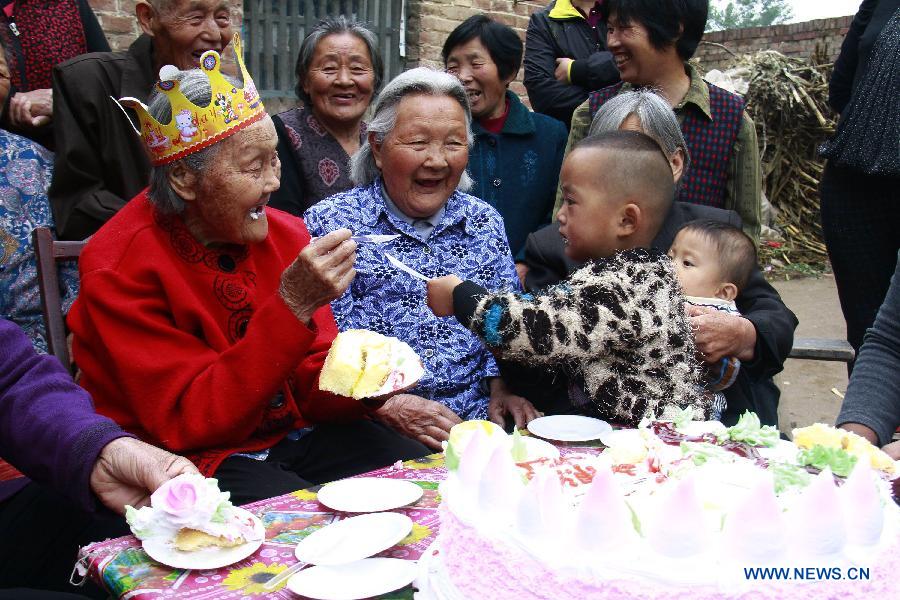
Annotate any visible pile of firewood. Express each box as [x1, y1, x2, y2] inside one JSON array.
[[700, 48, 836, 266]]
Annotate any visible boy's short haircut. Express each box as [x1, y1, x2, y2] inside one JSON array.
[[601, 0, 708, 61], [677, 219, 758, 290], [442, 15, 524, 81], [572, 130, 675, 229]]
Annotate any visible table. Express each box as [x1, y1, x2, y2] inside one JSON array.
[[76, 446, 600, 599]]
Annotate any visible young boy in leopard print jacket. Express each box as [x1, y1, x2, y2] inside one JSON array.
[[428, 131, 709, 426]]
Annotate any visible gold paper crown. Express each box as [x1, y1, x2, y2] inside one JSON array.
[[118, 33, 265, 166]]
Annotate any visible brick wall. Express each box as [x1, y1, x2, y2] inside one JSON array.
[[87, 0, 244, 53], [88, 0, 140, 52], [693, 16, 853, 71]]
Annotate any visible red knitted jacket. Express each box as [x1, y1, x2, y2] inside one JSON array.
[[69, 191, 366, 475]]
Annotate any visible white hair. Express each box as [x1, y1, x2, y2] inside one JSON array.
[[350, 67, 474, 192], [589, 89, 692, 176]]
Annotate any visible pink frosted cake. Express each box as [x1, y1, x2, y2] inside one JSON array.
[[416, 416, 900, 599]]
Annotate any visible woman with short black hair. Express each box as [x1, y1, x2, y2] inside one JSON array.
[[556, 0, 762, 244], [443, 15, 568, 266]]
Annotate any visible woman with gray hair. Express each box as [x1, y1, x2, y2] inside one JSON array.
[[588, 89, 691, 183], [304, 67, 524, 449], [68, 44, 428, 505], [549, 88, 693, 217], [269, 16, 383, 216]]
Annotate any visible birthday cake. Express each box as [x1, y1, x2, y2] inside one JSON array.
[[126, 474, 259, 552], [320, 329, 424, 399], [416, 415, 900, 599]]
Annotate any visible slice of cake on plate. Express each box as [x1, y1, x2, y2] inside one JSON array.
[[320, 329, 424, 399], [126, 473, 259, 552]]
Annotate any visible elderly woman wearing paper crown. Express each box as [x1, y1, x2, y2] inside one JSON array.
[[67, 34, 428, 505], [303, 68, 525, 450]]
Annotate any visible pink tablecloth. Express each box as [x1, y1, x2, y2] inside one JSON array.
[[78, 446, 601, 599]]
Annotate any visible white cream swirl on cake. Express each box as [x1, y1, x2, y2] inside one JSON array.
[[416, 416, 900, 599]]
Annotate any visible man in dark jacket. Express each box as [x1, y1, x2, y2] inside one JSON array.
[[517, 203, 797, 429], [523, 0, 619, 128], [49, 0, 234, 240]]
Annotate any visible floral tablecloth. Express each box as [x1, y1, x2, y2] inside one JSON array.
[[77, 453, 448, 599], [78, 445, 602, 599]]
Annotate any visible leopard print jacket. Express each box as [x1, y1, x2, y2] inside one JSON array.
[[471, 248, 708, 426]]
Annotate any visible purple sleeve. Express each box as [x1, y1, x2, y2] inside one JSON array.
[[0, 319, 128, 512]]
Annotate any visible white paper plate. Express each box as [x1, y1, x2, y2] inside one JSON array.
[[527, 415, 611, 442], [598, 428, 635, 448], [142, 507, 264, 570], [295, 512, 412, 566], [287, 558, 417, 600], [316, 477, 423, 513]]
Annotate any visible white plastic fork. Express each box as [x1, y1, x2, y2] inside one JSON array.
[[263, 560, 309, 591], [384, 252, 430, 281], [351, 233, 400, 244], [310, 233, 400, 244]]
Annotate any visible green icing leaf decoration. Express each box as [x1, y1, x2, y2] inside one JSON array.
[[445, 439, 461, 472], [511, 429, 528, 463], [211, 499, 233, 524], [797, 445, 858, 478], [767, 461, 812, 493], [124, 506, 152, 538], [681, 441, 732, 465], [625, 500, 643, 537], [672, 406, 694, 430], [726, 411, 779, 447]]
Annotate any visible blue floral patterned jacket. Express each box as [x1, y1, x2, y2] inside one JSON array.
[[0, 130, 79, 353], [304, 180, 521, 419]]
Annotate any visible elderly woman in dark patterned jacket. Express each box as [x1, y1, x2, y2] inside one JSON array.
[[429, 130, 709, 427], [0, 0, 109, 146], [269, 16, 382, 216]]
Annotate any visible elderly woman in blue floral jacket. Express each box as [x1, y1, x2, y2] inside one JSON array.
[[443, 15, 568, 264], [305, 68, 529, 450]]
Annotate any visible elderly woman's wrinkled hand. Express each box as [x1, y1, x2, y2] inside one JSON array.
[[89, 437, 199, 515], [427, 275, 463, 317], [687, 305, 757, 363], [280, 228, 357, 323], [374, 394, 463, 451], [8, 89, 52, 128]]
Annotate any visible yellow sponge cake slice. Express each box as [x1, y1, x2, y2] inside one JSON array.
[[173, 527, 245, 552], [320, 330, 423, 399], [353, 337, 393, 398], [319, 329, 367, 397]]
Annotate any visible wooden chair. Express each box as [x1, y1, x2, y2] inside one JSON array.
[[32, 227, 86, 374]]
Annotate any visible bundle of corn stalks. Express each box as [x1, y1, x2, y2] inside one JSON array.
[[699, 48, 836, 268]]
